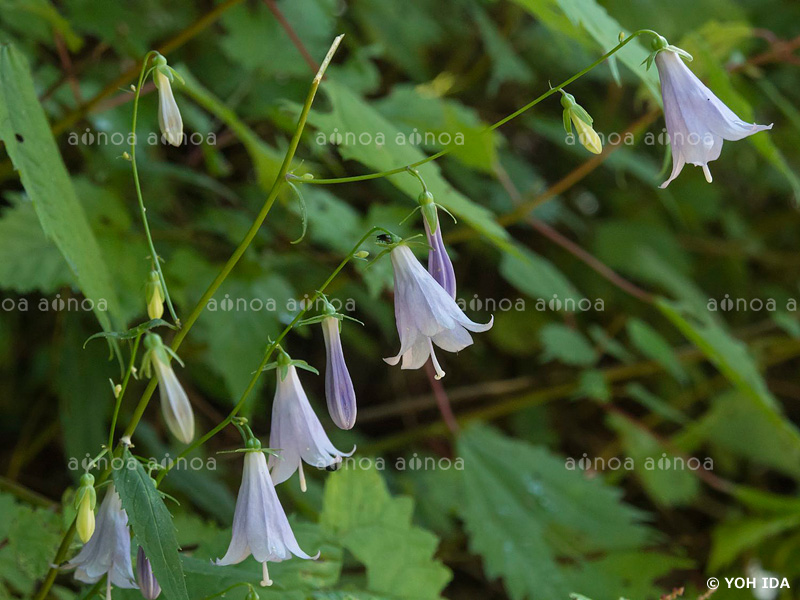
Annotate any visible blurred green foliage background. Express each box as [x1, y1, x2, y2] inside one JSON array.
[[1, 0, 799, 598]]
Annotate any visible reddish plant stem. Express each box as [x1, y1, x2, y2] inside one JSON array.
[[262, 0, 321, 73], [424, 361, 460, 435]]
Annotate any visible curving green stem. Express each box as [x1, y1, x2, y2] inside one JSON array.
[[107, 334, 142, 450], [130, 51, 180, 325], [292, 29, 661, 187], [155, 225, 390, 484], [33, 35, 345, 600]]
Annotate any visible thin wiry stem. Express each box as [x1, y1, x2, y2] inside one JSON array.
[[33, 35, 345, 600], [292, 30, 661, 187], [130, 52, 179, 324]]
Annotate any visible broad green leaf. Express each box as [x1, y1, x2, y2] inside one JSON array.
[[302, 79, 511, 248], [320, 465, 451, 600], [676, 391, 800, 479], [500, 244, 584, 305], [657, 298, 795, 424], [0, 493, 62, 598], [709, 514, 800, 571], [539, 323, 596, 366], [0, 44, 122, 331], [626, 318, 688, 383], [511, 0, 660, 96], [457, 425, 655, 600], [0, 197, 70, 293], [607, 413, 700, 507], [113, 448, 189, 600]]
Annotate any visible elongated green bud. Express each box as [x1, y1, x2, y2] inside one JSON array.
[[74, 473, 96, 543], [145, 270, 165, 320]]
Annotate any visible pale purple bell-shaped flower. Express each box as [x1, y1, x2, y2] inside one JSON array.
[[384, 244, 492, 380], [321, 316, 357, 430], [136, 546, 161, 599], [269, 364, 353, 490], [423, 217, 456, 299], [655, 48, 772, 188], [216, 448, 316, 586], [66, 485, 138, 599]]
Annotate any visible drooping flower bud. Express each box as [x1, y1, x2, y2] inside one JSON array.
[[74, 473, 96, 543], [142, 333, 195, 444], [153, 56, 183, 147], [145, 270, 165, 320], [320, 308, 357, 430], [418, 191, 456, 299], [560, 90, 602, 155], [136, 546, 161, 599]]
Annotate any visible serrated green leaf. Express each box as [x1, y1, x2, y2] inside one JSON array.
[[0, 44, 122, 332], [320, 465, 451, 600], [113, 448, 189, 600], [457, 425, 656, 600]]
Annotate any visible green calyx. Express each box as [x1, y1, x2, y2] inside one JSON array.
[[261, 346, 319, 380], [559, 89, 593, 135], [74, 474, 96, 510], [642, 34, 693, 70], [141, 332, 183, 378]]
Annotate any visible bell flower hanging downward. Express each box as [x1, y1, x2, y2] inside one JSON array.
[[66, 485, 138, 599], [383, 236, 492, 380], [419, 191, 457, 299], [648, 35, 772, 187], [268, 350, 353, 490], [142, 333, 195, 444], [152, 55, 183, 147], [216, 438, 317, 586], [320, 305, 358, 430]]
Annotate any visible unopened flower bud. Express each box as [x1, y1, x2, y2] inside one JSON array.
[[153, 60, 183, 147], [560, 90, 602, 155], [74, 473, 96, 543], [137, 546, 162, 599], [354, 250, 369, 259], [145, 271, 165, 320]]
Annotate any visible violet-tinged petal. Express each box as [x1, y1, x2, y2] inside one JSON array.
[[136, 546, 161, 599], [384, 245, 492, 374], [423, 218, 456, 299], [321, 316, 357, 430]]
